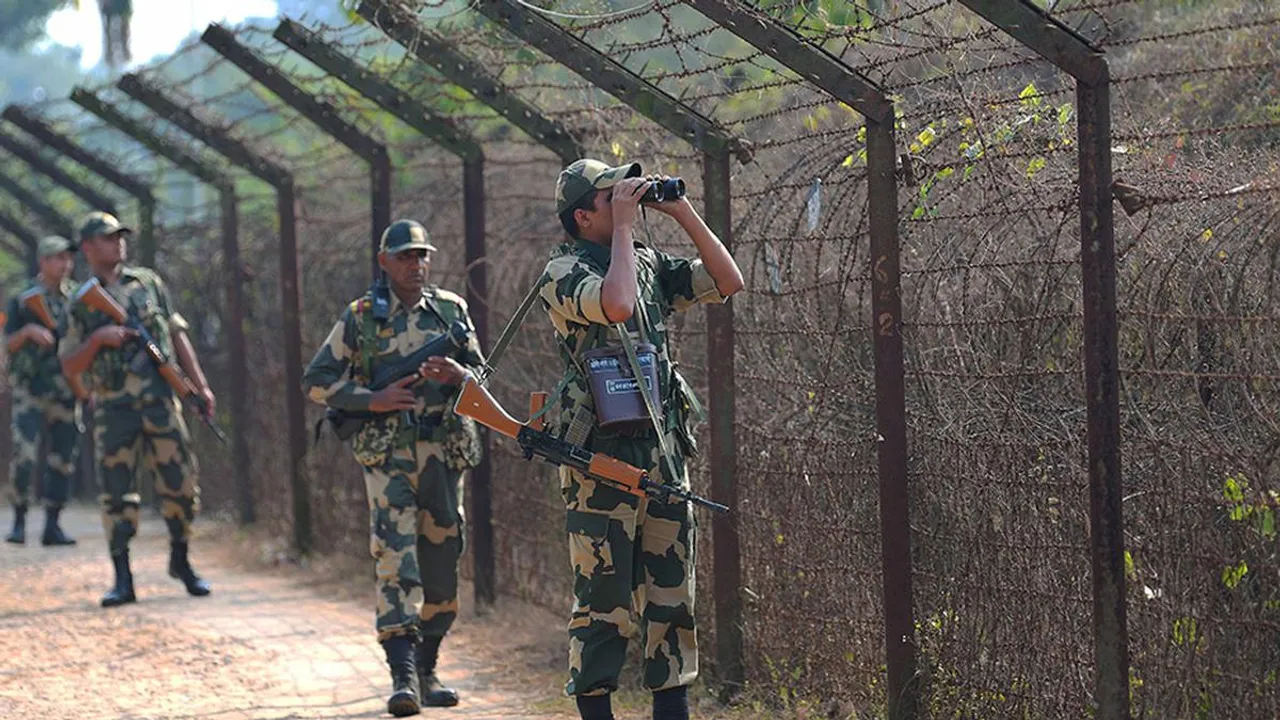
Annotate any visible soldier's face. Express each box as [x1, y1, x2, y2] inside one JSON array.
[[83, 232, 126, 266], [38, 251, 73, 281], [379, 249, 430, 296], [574, 190, 614, 243]]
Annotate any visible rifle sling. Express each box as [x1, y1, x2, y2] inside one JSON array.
[[615, 297, 680, 493]]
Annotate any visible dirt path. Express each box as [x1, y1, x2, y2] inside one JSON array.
[[0, 504, 584, 720]]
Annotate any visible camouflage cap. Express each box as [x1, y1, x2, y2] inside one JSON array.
[[37, 235, 73, 258], [555, 158, 642, 215], [78, 211, 132, 243], [379, 219, 437, 255]]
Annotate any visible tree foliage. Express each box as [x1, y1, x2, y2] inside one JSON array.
[[0, 0, 75, 51]]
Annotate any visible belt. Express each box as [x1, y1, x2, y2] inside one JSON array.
[[415, 411, 445, 440]]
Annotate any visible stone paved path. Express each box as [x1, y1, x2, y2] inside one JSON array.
[[0, 504, 581, 720]]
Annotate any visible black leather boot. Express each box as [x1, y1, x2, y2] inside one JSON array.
[[577, 694, 615, 720], [381, 634, 421, 717], [167, 541, 212, 596], [415, 633, 459, 707], [40, 505, 77, 546], [4, 505, 25, 544], [101, 551, 137, 607], [652, 686, 689, 720]]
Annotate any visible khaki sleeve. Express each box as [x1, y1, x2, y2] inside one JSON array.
[[538, 255, 609, 327], [656, 249, 728, 314], [301, 307, 374, 411]]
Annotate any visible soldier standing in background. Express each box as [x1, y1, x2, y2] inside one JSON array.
[[538, 159, 743, 720], [3, 235, 80, 547], [60, 212, 214, 607], [303, 220, 486, 717]]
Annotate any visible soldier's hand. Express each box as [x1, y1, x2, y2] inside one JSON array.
[[610, 177, 649, 229], [368, 374, 418, 413], [24, 324, 55, 348], [420, 356, 470, 386], [92, 325, 136, 349], [197, 386, 216, 420]]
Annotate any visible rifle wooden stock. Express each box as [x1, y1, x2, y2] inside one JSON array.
[[20, 290, 56, 329], [21, 289, 90, 401], [455, 379, 646, 497], [586, 453, 647, 493], [528, 391, 548, 431], [456, 378, 524, 439], [77, 281, 130, 324]]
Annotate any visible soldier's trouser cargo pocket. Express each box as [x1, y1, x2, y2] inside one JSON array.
[[562, 482, 699, 698]]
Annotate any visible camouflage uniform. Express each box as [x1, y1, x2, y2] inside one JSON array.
[[63, 265, 199, 554], [539, 160, 730, 699], [303, 276, 485, 643], [4, 275, 80, 510]]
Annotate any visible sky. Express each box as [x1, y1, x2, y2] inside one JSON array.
[[44, 0, 281, 69]]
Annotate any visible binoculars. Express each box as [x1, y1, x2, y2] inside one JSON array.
[[640, 177, 685, 204]]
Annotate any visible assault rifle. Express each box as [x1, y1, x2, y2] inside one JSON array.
[[74, 278, 227, 445], [18, 287, 90, 401], [320, 319, 471, 442], [454, 378, 729, 513]]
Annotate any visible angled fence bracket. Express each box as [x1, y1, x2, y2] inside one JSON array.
[[0, 208, 38, 274], [202, 23, 391, 278], [4, 105, 156, 265], [0, 173, 73, 238], [357, 0, 583, 163]]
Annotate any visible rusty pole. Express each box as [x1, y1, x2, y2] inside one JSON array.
[[1077, 77, 1128, 720], [70, 88, 256, 526], [115, 75, 311, 552], [949, 2, 1127, 716], [701, 149, 743, 694], [462, 156, 494, 605]]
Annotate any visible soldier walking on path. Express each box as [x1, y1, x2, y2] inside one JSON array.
[[303, 220, 487, 717], [4, 235, 81, 547], [60, 211, 215, 608]]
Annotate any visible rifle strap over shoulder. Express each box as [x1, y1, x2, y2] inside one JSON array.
[[616, 297, 680, 489], [479, 279, 543, 384], [354, 297, 377, 383]]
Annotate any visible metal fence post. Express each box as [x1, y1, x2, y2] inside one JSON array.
[[949, 3, 1127, 717], [70, 88, 257, 527], [115, 75, 311, 553], [0, 130, 118, 216], [701, 149, 744, 693]]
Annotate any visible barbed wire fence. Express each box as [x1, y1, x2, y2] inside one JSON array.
[[0, 0, 1275, 717]]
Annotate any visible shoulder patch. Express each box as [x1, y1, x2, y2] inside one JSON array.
[[431, 287, 466, 307]]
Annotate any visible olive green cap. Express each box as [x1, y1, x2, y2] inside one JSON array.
[[555, 158, 642, 215], [37, 235, 73, 258], [379, 219, 437, 255], [78, 211, 131, 244]]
